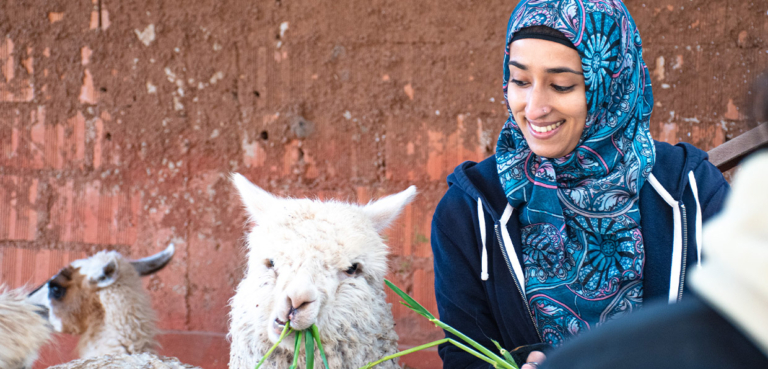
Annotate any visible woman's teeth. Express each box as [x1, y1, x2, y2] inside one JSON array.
[[531, 120, 563, 133]]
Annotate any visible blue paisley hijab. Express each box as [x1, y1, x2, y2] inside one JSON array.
[[495, 0, 655, 345]]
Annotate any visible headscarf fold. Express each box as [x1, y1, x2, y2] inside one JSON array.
[[495, 0, 655, 345]]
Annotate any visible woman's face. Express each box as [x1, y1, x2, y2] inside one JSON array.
[[507, 38, 587, 159]]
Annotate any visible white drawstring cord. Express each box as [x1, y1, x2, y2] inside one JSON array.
[[647, 173, 683, 304], [688, 171, 703, 269], [500, 204, 526, 298], [478, 198, 489, 281]]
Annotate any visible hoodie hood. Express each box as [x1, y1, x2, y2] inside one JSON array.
[[447, 158, 510, 222]]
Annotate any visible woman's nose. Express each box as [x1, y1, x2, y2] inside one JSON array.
[[525, 87, 551, 120]]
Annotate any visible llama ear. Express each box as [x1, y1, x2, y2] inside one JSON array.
[[363, 186, 417, 233], [96, 258, 119, 288], [131, 243, 175, 276], [231, 173, 277, 225]]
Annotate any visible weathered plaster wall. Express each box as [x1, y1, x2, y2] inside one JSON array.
[[0, 0, 766, 368]]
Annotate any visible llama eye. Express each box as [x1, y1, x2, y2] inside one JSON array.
[[344, 263, 360, 276], [265, 259, 275, 268], [48, 282, 66, 300]]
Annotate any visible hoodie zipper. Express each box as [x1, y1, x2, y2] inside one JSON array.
[[494, 224, 543, 342], [677, 203, 689, 301]]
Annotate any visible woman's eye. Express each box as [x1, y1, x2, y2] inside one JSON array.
[[511, 79, 529, 87], [552, 84, 576, 92], [265, 258, 275, 268]]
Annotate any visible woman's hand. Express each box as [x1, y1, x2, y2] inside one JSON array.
[[521, 350, 546, 369]]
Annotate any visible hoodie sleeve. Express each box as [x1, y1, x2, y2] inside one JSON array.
[[431, 189, 500, 369], [693, 158, 730, 222]]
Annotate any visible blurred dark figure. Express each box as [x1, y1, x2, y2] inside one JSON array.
[[541, 85, 768, 368], [750, 72, 768, 123]]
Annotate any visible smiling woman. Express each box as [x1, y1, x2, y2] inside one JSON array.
[[506, 34, 587, 159], [430, 1, 731, 369]]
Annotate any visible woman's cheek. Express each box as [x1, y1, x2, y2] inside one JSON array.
[[506, 89, 526, 112]]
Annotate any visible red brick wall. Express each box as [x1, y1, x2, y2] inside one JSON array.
[[0, 0, 766, 368]]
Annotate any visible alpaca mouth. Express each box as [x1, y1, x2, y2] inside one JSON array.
[[273, 318, 287, 333]]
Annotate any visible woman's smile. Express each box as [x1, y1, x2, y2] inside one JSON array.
[[527, 118, 565, 138]]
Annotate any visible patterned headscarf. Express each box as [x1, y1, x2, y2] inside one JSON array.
[[495, 0, 655, 345]]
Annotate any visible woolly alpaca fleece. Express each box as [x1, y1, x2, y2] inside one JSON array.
[[47, 353, 202, 369], [228, 174, 416, 369], [69, 251, 159, 357], [0, 287, 52, 369]]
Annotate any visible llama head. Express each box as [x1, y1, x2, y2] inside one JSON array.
[[231, 173, 416, 344], [28, 244, 174, 335]]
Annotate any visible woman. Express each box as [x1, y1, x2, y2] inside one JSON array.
[[430, 0, 730, 368]]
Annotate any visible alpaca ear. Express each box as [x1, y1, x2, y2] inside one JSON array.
[[363, 186, 417, 233], [231, 173, 278, 225], [96, 258, 119, 288], [131, 243, 175, 276]]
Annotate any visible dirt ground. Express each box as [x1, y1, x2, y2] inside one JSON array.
[[0, 0, 766, 368]]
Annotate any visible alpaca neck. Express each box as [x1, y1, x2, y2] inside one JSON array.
[[78, 286, 158, 358]]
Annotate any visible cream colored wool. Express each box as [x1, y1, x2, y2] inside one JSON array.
[[691, 152, 768, 356], [47, 251, 159, 358], [0, 287, 52, 369], [47, 352, 202, 369], [228, 174, 416, 369]]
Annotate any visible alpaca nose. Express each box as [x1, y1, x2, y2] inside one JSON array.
[[285, 277, 318, 320], [287, 301, 310, 321], [286, 294, 315, 321]]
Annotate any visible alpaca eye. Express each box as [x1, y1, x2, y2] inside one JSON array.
[[344, 263, 360, 276], [48, 282, 66, 300], [265, 259, 275, 268]]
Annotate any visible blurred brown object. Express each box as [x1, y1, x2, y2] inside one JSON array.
[[708, 72, 768, 172], [752, 73, 768, 123]]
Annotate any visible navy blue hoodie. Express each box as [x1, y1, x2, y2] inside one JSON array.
[[431, 141, 729, 368]]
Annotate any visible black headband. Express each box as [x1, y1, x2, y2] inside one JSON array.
[[510, 26, 577, 51]]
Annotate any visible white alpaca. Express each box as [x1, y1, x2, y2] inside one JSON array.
[[28, 244, 175, 359], [0, 286, 52, 369], [228, 173, 416, 369]]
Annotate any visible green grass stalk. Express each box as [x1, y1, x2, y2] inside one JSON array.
[[255, 322, 293, 369], [492, 340, 516, 366], [289, 331, 304, 369], [305, 329, 315, 369], [310, 324, 331, 369], [359, 338, 503, 369], [430, 319, 517, 369]]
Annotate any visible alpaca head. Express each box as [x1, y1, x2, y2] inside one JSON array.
[[28, 245, 174, 335], [231, 173, 416, 344]]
